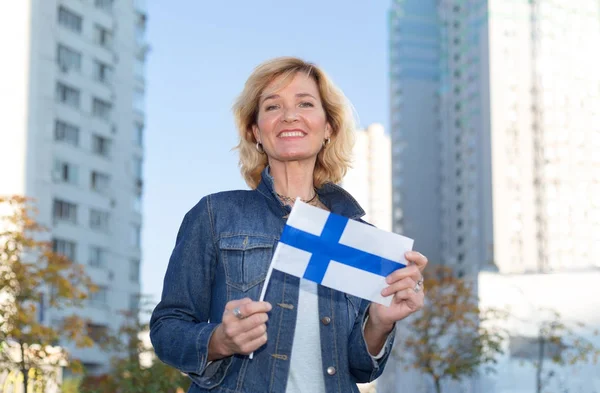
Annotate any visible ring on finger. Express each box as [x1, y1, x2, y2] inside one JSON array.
[[414, 278, 424, 293], [232, 307, 244, 319]]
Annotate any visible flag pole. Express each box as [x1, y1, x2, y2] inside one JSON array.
[[249, 239, 280, 360]]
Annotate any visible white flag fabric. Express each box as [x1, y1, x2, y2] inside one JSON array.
[[260, 200, 414, 307]]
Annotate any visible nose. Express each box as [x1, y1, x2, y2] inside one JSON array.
[[281, 107, 298, 123]]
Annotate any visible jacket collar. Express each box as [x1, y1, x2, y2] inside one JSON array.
[[256, 166, 365, 220]]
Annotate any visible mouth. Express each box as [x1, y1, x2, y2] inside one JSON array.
[[277, 129, 307, 138]]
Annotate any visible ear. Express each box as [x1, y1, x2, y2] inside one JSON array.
[[251, 124, 261, 143], [325, 123, 332, 139]]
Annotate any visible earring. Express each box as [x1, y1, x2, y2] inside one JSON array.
[[322, 137, 331, 147], [256, 141, 265, 154]]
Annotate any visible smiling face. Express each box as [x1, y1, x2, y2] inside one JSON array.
[[252, 72, 331, 166]]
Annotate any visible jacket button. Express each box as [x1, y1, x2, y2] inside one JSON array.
[[327, 366, 336, 376], [321, 316, 331, 325]]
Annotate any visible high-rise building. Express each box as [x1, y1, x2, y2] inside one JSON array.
[[390, 0, 600, 275], [342, 123, 392, 232], [387, 0, 600, 391], [0, 0, 148, 373]]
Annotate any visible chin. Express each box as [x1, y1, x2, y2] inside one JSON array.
[[272, 150, 318, 162]]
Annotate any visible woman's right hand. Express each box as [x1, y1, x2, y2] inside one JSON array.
[[208, 298, 272, 360]]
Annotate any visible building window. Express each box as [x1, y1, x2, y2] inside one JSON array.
[[135, 13, 147, 46], [57, 44, 81, 72], [129, 293, 140, 312], [458, 236, 464, 246], [89, 288, 108, 307], [457, 219, 463, 228], [134, 57, 145, 80], [134, 123, 144, 146], [58, 6, 82, 33], [54, 120, 80, 146], [131, 224, 141, 248], [94, 0, 113, 12], [133, 89, 145, 113], [92, 135, 111, 157], [89, 246, 106, 268], [133, 156, 143, 183], [456, 202, 463, 211], [90, 209, 110, 232], [91, 171, 110, 193], [457, 252, 464, 262], [53, 159, 79, 185], [129, 259, 140, 282], [93, 61, 113, 85], [56, 83, 80, 108], [94, 25, 113, 49], [52, 238, 77, 262], [92, 98, 112, 121], [53, 199, 77, 224], [134, 191, 142, 213]]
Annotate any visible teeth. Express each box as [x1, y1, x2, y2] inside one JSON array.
[[279, 131, 305, 137]]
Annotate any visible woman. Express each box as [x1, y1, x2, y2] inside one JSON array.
[[150, 57, 428, 393]]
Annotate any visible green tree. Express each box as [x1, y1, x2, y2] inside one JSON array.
[[0, 195, 99, 393], [395, 265, 507, 393]]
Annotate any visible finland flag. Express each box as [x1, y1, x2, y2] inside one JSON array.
[[259, 200, 414, 307]]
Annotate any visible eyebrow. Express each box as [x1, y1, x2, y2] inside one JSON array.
[[261, 93, 317, 103]]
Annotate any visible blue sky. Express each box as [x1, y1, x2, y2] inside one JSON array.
[[142, 2, 392, 305]]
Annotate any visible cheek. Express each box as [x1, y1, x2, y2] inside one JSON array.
[[256, 114, 277, 133]]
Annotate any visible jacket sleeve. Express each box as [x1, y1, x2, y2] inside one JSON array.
[[149, 196, 231, 388], [347, 300, 396, 383]]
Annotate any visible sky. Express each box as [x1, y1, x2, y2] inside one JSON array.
[[141, 1, 392, 306]]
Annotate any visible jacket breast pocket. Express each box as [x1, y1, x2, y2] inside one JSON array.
[[219, 235, 275, 292]]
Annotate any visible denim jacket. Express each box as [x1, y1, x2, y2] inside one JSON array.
[[150, 168, 396, 393]]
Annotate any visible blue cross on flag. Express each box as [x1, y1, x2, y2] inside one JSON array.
[[261, 200, 414, 307]]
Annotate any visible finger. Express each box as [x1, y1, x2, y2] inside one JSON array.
[[382, 277, 416, 297], [386, 265, 420, 284], [405, 251, 428, 271], [238, 311, 269, 332], [237, 323, 267, 343], [238, 301, 272, 318], [392, 289, 424, 310], [238, 332, 268, 355], [225, 297, 253, 311], [223, 298, 253, 321]]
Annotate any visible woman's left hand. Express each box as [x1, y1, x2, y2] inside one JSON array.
[[368, 251, 428, 331]]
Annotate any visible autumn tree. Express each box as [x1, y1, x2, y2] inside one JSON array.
[[514, 308, 600, 393], [395, 265, 507, 393], [79, 299, 191, 393], [0, 195, 99, 393]]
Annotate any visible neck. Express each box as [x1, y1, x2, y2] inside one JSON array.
[[268, 159, 316, 201]]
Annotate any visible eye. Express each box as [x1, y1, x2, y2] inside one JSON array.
[[265, 104, 279, 111], [299, 101, 314, 108]]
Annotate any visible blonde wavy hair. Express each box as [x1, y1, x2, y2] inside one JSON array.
[[233, 57, 356, 189]]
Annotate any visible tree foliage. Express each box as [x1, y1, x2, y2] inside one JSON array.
[[0, 195, 99, 392], [396, 265, 507, 393], [79, 303, 191, 393], [524, 308, 600, 393]]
